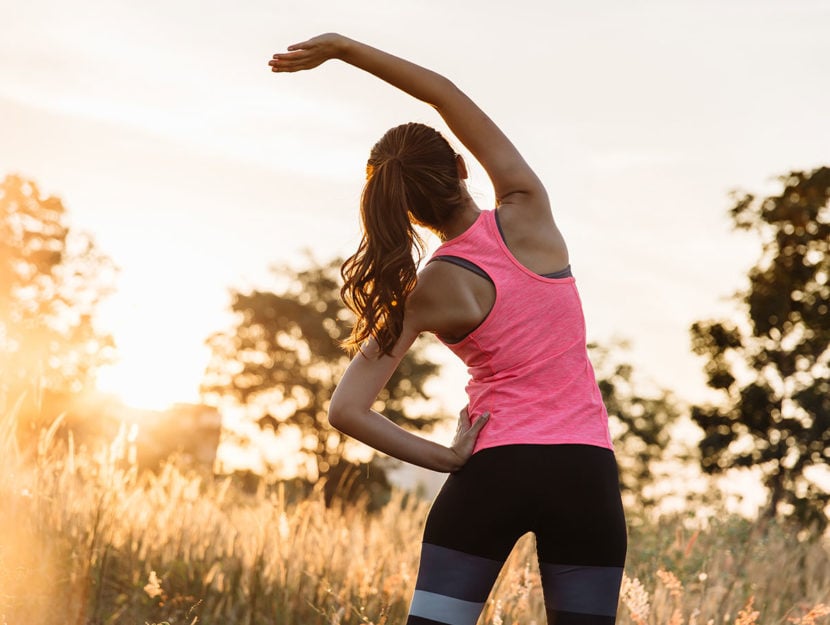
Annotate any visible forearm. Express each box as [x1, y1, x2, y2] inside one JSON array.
[[272, 33, 539, 200], [336, 36, 462, 112], [330, 407, 462, 473], [333, 36, 536, 201]]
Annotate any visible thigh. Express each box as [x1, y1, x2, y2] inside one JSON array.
[[532, 445, 628, 624], [407, 448, 532, 625]]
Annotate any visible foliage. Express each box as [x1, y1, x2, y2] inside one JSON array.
[[201, 255, 444, 488], [591, 340, 688, 509], [690, 166, 830, 530], [0, 174, 117, 439]]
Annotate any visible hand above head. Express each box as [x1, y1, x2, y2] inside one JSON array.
[[269, 32, 549, 218], [449, 407, 490, 469], [269, 33, 349, 73]]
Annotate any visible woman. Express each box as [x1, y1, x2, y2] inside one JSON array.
[[269, 33, 627, 625]]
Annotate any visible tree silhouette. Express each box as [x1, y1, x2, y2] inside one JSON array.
[[690, 166, 830, 530], [201, 255, 444, 492], [590, 340, 686, 510], [0, 174, 117, 438]]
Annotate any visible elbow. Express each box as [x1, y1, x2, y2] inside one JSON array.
[[328, 381, 371, 433], [429, 76, 461, 110], [327, 403, 345, 430], [327, 398, 355, 432]]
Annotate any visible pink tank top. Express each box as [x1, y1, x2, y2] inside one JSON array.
[[430, 209, 613, 454]]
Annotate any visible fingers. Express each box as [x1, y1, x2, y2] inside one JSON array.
[[448, 410, 490, 471], [271, 50, 307, 61], [270, 52, 305, 65], [269, 61, 299, 73], [269, 49, 324, 73], [286, 40, 312, 52], [268, 56, 309, 73], [458, 406, 470, 429], [470, 411, 490, 434], [458, 408, 489, 436]]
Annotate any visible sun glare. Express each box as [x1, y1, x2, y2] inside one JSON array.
[[93, 278, 220, 412], [96, 353, 204, 411], [98, 362, 194, 410]]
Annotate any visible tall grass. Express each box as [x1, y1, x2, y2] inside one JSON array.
[[1, 396, 828, 625]]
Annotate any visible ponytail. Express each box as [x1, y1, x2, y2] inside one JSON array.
[[341, 159, 424, 355], [341, 123, 464, 356]]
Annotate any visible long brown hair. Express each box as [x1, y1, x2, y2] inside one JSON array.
[[341, 123, 465, 355]]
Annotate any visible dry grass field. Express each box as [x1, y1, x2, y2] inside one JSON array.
[[1, 403, 828, 625]]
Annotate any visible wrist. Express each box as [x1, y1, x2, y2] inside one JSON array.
[[334, 34, 356, 61], [440, 445, 464, 473]]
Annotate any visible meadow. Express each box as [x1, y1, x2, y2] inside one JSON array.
[[1, 405, 828, 625]]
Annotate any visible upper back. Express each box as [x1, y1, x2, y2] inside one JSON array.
[[407, 205, 570, 343], [429, 209, 584, 358]]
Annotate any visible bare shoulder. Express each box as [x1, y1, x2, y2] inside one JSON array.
[[405, 261, 464, 322], [496, 195, 570, 274], [497, 189, 556, 234], [405, 260, 494, 340]]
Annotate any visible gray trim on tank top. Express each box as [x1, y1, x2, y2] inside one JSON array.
[[429, 211, 573, 281]]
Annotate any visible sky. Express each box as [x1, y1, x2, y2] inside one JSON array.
[[2, 0, 829, 433]]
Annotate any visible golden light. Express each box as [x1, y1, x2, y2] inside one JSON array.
[[96, 357, 200, 411], [94, 302, 209, 411]]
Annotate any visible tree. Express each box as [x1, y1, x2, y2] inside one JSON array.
[[690, 166, 830, 530], [590, 340, 687, 511], [201, 255, 445, 494], [0, 174, 117, 438]]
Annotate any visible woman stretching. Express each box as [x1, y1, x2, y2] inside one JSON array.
[[269, 33, 627, 625]]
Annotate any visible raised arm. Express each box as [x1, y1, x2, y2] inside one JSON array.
[[270, 33, 548, 211]]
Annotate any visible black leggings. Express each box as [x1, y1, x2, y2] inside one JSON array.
[[406, 444, 628, 625]]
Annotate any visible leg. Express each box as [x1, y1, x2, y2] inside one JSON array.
[[406, 448, 532, 625], [406, 543, 504, 625], [532, 445, 628, 625]]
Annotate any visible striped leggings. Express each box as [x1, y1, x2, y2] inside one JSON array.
[[407, 444, 628, 625]]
